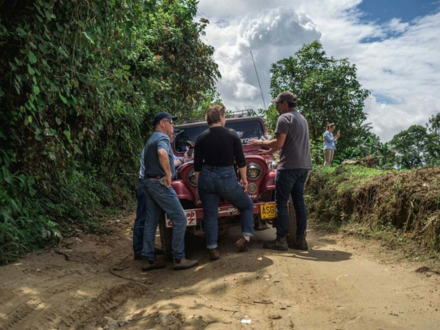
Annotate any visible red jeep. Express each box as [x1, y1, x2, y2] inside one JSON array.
[[159, 114, 296, 257]]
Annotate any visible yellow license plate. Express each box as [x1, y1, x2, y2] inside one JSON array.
[[260, 203, 276, 219]]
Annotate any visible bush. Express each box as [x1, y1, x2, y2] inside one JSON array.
[[0, 0, 219, 264]]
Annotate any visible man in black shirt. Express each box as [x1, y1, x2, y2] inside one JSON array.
[[194, 105, 254, 261]]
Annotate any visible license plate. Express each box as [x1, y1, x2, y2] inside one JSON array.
[[260, 203, 276, 219], [166, 210, 197, 228]]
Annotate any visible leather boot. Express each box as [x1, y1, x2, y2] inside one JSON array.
[[208, 248, 220, 261], [235, 236, 249, 252], [142, 259, 167, 272], [289, 234, 308, 251], [263, 236, 288, 251]]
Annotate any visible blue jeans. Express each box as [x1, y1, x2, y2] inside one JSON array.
[[141, 178, 187, 260], [132, 181, 146, 254], [198, 165, 254, 249], [275, 169, 309, 238]]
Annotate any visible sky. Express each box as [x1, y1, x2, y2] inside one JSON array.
[[195, 0, 440, 142]]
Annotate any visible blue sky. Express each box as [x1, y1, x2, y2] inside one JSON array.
[[197, 0, 440, 141], [358, 0, 439, 23]]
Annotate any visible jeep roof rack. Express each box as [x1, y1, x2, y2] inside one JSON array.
[[228, 109, 258, 118]]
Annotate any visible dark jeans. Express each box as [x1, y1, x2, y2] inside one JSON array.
[[275, 169, 309, 238], [132, 181, 145, 254], [198, 165, 254, 249]]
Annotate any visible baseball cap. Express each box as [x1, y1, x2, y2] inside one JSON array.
[[153, 112, 178, 126], [271, 91, 296, 103]]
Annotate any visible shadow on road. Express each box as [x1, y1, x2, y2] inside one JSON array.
[[287, 248, 352, 262]]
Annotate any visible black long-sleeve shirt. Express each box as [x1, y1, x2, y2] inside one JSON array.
[[194, 126, 246, 172]]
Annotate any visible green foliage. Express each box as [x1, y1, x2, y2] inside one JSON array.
[[336, 135, 395, 169], [389, 125, 440, 169], [0, 0, 220, 264], [185, 90, 223, 121], [0, 163, 61, 264], [262, 104, 279, 134], [269, 41, 370, 153], [309, 137, 324, 166], [427, 113, 440, 138]]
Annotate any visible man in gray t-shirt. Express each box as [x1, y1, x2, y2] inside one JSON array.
[[249, 91, 312, 251], [275, 108, 312, 170]]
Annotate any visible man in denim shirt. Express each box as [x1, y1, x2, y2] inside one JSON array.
[[249, 91, 312, 251], [139, 112, 199, 271], [133, 133, 192, 261]]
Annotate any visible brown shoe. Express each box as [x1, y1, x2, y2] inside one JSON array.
[[208, 248, 220, 261], [142, 259, 167, 272], [173, 258, 199, 270], [235, 236, 249, 252]]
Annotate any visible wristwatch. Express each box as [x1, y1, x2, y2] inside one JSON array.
[[259, 140, 263, 146]]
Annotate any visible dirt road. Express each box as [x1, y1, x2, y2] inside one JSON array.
[[1, 215, 439, 330]]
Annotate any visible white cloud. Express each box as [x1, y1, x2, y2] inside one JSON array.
[[236, 8, 321, 49], [197, 0, 440, 142]]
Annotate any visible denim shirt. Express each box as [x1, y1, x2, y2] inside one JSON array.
[[323, 131, 336, 150], [141, 131, 176, 179], [139, 152, 178, 179]]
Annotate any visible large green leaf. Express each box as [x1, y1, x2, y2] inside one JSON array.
[[28, 51, 37, 64]]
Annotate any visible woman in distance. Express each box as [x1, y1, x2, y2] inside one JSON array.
[[323, 123, 340, 166]]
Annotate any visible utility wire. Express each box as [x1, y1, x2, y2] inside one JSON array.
[[250, 50, 266, 110], [212, 45, 256, 87]]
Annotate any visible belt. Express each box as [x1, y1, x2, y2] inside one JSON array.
[[203, 164, 233, 169], [145, 175, 163, 179]]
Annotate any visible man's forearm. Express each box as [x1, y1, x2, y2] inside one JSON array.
[[261, 139, 279, 149], [173, 157, 184, 168]]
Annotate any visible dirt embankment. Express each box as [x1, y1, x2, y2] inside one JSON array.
[[1, 215, 440, 330], [308, 166, 440, 254]]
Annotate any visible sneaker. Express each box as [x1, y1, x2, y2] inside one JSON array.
[[142, 259, 167, 272], [173, 258, 199, 270], [263, 237, 288, 251], [289, 235, 308, 251], [208, 248, 220, 261], [235, 236, 249, 252]]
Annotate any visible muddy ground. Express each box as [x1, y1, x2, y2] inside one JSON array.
[[1, 215, 440, 330]]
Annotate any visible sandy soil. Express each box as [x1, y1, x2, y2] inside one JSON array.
[[1, 215, 440, 330]]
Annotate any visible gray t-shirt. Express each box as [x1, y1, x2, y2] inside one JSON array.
[[143, 131, 175, 178], [275, 110, 312, 170]]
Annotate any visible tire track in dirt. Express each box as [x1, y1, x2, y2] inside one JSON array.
[[0, 267, 151, 330]]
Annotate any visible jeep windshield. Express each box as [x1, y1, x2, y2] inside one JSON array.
[[174, 120, 265, 153]]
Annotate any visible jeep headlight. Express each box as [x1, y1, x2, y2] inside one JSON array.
[[187, 169, 197, 186], [247, 162, 262, 180]]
